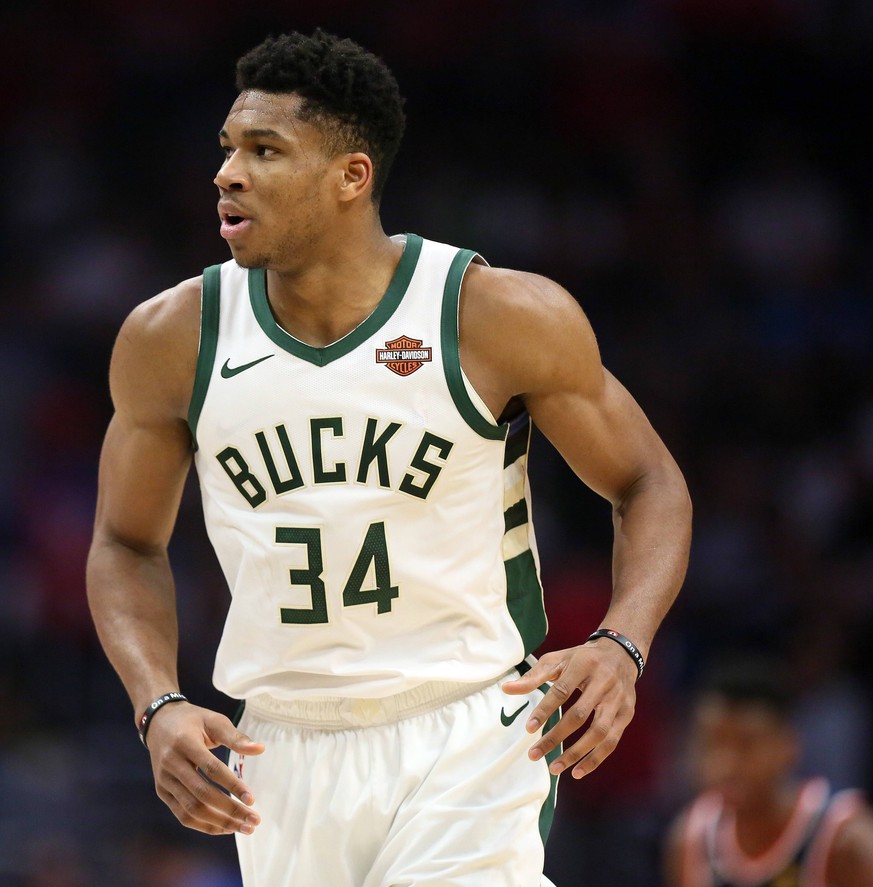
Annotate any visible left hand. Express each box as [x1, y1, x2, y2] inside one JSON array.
[[502, 638, 638, 778]]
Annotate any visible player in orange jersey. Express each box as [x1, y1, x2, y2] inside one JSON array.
[[665, 658, 873, 887]]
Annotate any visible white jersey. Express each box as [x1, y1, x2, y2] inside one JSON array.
[[189, 234, 546, 700]]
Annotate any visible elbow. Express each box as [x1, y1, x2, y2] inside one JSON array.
[[89, 530, 168, 562], [672, 463, 693, 522], [87, 529, 168, 596], [615, 453, 692, 526]]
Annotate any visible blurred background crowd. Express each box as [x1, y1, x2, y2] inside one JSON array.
[[2, 0, 872, 884]]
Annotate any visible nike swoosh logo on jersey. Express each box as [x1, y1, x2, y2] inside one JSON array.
[[220, 354, 274, 378], [500, 700, 530, 727]]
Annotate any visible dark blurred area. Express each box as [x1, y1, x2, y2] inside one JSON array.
[[2, 1, 872, 884]]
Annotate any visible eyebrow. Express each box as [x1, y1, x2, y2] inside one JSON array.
[[218, 127, 289, 142]]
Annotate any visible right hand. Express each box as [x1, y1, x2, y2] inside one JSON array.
[[145, 701, 266, 835]]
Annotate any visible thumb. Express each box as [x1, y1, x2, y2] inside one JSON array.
[[205, 713, 266, 755], [230, 732, 266, 755], [502, 657, 560, 694]]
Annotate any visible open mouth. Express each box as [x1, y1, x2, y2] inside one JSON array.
[[219, 211, 252, 240]]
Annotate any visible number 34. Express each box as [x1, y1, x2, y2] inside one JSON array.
[[276, 522, 398, 624]]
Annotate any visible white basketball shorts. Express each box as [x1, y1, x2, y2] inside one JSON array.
[[230, 662, 560, 886]]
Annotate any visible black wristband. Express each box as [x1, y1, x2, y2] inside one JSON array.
[[587, 629, 645, 680], [137, 692, 188, 748]]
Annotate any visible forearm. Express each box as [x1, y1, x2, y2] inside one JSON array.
[[506, 454, 690, 776], [86, 534, 181, 717], [601, 460, 692, 657]]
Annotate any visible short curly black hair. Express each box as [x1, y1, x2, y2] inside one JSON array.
[[695, 655, 794, 719], [235, 29, 406, 202]]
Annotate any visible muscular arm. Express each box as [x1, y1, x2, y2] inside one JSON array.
[[88, 353, 193, 715], [461, 265, 692, 777], [87, 279, 263, 835]]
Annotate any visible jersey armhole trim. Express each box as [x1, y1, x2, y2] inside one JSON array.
[[440, 248, 508, 441], [802, 787, 865, 887], [187, 264, 222, 450]]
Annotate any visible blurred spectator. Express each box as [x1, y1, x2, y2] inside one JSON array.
[[664, 656, 873, 887]]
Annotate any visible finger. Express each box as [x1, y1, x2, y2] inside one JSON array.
[[567, 708, 632, 778], [201, 718, 265, 804], [530, 644, 639, 742], [527, 660, 632, 760], [157, 773, 240, 836], [228, 733, 266, 755], [569, 730, 621, 779], [537, 691, 633, 779], [203, 716, 266, 757], [154, 737, 262, 830], [501, 655, 562, 695], [523, 665, 585, 734], [527, 685, 601, 761], [195, 747, 261, 807], [547, 704, 620, 774], [172, 763, 261, 833]]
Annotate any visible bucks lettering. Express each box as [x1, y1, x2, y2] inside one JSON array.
[[216, 417, 454, 507]]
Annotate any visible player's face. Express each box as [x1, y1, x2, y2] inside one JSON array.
[[215, 90, 338, 269], [690, 697, 798, 812]]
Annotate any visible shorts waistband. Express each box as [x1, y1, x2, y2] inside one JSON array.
[[245, 671, 515, 730]]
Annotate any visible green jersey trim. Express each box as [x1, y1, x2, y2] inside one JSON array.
[[440, 249, 508, 441], [505, 549, 547, 653], [248, 233, 423, 367], [539, 702, 562, 845], [516, 658, 562, 848], [503, 417, 547, 653], [188, 264, 222, 450]]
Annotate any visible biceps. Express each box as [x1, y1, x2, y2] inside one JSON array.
[[95, 414, 193, 550], [527, 370, 673, 504]]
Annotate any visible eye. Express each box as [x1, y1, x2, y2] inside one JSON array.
[[219, 144, 233, 159], [256, 145, 278, 157]]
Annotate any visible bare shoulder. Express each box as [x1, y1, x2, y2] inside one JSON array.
[[662, 809, 689, 887], [828, 802, 873, 886], [461, 263, 588, 333], [111, 275, 203, 424], [459, 263, 603, 414]]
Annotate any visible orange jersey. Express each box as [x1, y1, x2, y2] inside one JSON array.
[[678, 779, 865, 887]]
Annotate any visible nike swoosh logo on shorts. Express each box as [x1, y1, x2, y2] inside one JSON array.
[[221, 354, 274, 378], [500, 700, 530, 727]]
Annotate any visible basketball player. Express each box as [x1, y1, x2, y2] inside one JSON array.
[[87, 30, 692, 886], [665, 658, 873, 887]]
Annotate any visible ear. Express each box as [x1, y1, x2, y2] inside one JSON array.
[[337, 152, 373, 202]]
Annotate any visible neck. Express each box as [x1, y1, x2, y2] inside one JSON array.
[[264, 223, 403, 348], [731, 783, 800, 856]]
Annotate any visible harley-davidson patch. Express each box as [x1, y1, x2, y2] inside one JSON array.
[[376, 335, 433, 376]]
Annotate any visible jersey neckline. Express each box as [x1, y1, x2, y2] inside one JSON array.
[[247, 233, 423, 367], [713, 778, 829, 884]]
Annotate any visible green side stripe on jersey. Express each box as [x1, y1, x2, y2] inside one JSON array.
[[504, 549, 547, 655], [504, 498, 529, 533], [515, 659, 561, 848], [503, 416, 546, 654], [224, 701, 246, 766], [440, 249, 508, 441], [187, 264, 222, 450], [538, 705, 562, 846], [504, 421, 531, 467], [248, 234, 423, 366]]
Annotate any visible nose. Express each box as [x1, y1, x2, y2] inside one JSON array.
[[214, 150, 250, 192], [701, 749, 742, 789]]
